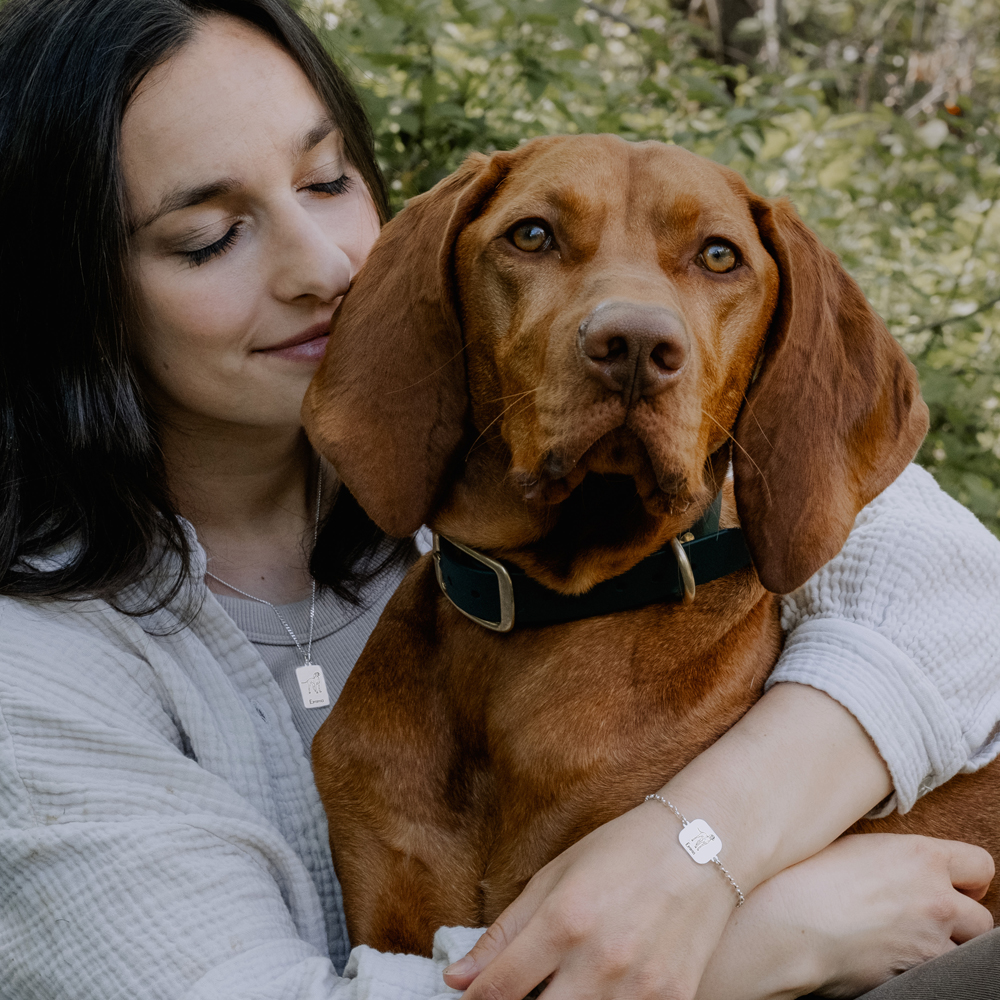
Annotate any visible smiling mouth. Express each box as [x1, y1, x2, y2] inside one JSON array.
[[256, 322, 331, 362]]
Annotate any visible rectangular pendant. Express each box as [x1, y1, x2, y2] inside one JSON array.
[[679, 818, 722, 864], [295, 663, 331, 709]]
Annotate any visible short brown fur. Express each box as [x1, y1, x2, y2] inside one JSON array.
[[304, 135, 999, 955]]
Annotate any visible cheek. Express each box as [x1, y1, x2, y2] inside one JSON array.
[[691, 280, 773, 429], [352, 202, 381, 269], [133, 257, 262, 409], [715, 282, 773, 370]]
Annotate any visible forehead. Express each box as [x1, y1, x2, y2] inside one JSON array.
[[487, 137, 757, 239], [121, 16, 328, 211]]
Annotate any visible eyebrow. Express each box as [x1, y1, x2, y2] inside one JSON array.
[[295, 116, 336, 159], [132, 116, 338, 233]]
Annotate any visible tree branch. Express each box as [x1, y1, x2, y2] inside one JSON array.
[[907, 294, 1000, 334], [581, 0, 642, 34]]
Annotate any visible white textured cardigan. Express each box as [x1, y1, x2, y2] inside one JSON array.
[[0, 465, 998, 1000]]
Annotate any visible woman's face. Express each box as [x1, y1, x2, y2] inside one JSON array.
[[122, 15, 379, 431]]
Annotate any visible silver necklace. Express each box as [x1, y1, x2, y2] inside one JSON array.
[[205, 469, 330, 710]]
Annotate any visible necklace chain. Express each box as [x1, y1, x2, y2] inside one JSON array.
[[204, 469, 322, 665]]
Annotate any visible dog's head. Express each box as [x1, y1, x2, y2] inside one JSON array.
[[303, 135, 927, 595]]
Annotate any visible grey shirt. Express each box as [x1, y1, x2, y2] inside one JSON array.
[[215, 543, 417, 752]]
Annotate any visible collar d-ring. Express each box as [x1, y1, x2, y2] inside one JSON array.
[[669, 535, 697, 604]]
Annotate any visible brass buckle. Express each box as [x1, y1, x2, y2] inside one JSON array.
[[432, 532, 516, 633], [670, 536, 696, 605]]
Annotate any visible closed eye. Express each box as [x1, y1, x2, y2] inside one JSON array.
[[306, 174, 352, 196], [183, 223, 240, 266]]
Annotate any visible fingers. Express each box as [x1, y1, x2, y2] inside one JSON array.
[[458, 921, 559, 1000], [948, 892, 995, 945], [944, 840, 996, 901], [443, 876, 553, 991], [443, 917, 519, 990]]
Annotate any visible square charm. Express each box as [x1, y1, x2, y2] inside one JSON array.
[[678, 818, 722, 864], [295, 663, 331, 709]]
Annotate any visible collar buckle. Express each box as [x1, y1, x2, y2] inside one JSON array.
[[432, 532, 516, 632]]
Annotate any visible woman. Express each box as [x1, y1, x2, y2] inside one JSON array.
[[0, 1, 997, 998]]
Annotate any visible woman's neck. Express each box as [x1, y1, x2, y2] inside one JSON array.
[[160, 415, 323, 605]]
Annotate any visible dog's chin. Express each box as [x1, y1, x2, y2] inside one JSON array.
[[499, 433, 712, 593]]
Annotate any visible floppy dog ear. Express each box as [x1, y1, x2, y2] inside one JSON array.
[[732, 197, 928, 594], [303, 153, 511, 537]]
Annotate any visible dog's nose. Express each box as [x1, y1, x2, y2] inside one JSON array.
[[579, 301, 689, 400]]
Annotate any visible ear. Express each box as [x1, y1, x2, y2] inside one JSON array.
[[733, 197, 929, 594], [302, 152, 512, 537]]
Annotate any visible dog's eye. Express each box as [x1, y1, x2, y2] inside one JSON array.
[[701, 242, 738, 273], [509, 221, 552, 253]]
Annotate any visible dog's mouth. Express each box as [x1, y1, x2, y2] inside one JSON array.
[[515, 426, 694, 517], [499, 429, 709, 591]]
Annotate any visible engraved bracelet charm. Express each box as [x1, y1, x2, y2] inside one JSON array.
[[645, 793, 745, 907]]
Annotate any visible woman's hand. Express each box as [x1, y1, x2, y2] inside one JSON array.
[[444, 684, 897, 1000], [443, 800, 740, 1000], [695, 834, 995, 1000]]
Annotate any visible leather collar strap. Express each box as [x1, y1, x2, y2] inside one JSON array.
[[432, 492, 753, 633]]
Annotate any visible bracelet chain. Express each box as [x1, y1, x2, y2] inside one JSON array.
[[644, 793, 745, 907]]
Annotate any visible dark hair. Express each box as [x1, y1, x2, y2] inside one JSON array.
[[0, 0, 403, 613]]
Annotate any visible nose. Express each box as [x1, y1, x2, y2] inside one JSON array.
[[579, 301, 689, 401], [271, 205, 355, 305]]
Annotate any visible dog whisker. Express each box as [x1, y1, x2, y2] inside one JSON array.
[[385, 344, 469, 395], [738, 387, 775, 450], [700, 408, 773, 505], [480, 388, 540, 405], [464, 390, 539, 461]]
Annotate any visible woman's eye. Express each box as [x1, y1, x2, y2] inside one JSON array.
[[701, 242, 739, 273], [307, 174, 352, 196], [183, 224, 240, 266], [509, 220, 553, 253]]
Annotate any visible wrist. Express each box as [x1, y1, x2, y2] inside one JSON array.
[[645, 793, 746, 906], [654, 768, 775, 896], [637, 793, 753, 917], [657, 684, 892, 890], [695, 877, 828, 1000]]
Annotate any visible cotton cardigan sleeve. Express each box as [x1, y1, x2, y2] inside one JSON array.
[[768, 463, 1000, 814], [0, 575, 480, 999]]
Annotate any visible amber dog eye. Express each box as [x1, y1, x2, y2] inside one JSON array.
[[509, 220, 552, 252], [701, 242, 738, 273]]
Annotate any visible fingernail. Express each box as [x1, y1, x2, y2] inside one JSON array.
[[444, 955, 476, 977]]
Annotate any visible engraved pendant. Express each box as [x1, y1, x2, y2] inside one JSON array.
[[295, 663, 331, 709], [678, 818, 722, 864]]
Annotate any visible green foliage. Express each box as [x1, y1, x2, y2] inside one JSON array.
[[302, 0, 1000, 535]]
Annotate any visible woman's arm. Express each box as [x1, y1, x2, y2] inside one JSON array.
[[447, 466, 1000, 1000], [445, 684, 893, 1000], [696, 834, 994, 1000], [770, 464, 1000, 814], [0, 597, 464, 1000]]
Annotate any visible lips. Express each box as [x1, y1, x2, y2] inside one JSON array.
[[256, 320, 332, 363]]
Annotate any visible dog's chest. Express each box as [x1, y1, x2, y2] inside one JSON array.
[[314, 558, 784, 943], [430, 565, 781, 787]]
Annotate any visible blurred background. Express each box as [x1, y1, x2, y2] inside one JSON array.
[[300, 0, 1000, 537]]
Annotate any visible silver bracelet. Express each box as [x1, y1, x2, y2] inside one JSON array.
[[644, 793, 745, 907]]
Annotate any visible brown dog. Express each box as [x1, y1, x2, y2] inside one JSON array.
[[303, 134, 1000, 954]]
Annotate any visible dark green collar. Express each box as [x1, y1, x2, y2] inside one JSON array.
[[431, 492, 752, 632]]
